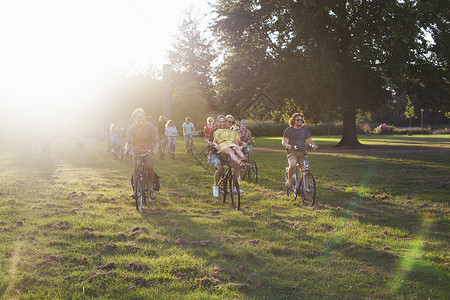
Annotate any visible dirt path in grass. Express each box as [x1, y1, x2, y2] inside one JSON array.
[[255, 145, 450, 155]]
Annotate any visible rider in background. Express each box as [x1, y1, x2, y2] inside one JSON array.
[[157, 116, 167, 153], [124, 108, 159, 200], [203, 117, 215, 152], [182, 117, 196, 153], [237, 119, 255, 162], [165, 120, 178, 155], [110, 121, 123, 152], [281, 113, 318, 189]]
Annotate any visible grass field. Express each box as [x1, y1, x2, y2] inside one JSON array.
[[0, 135, 449, 299]]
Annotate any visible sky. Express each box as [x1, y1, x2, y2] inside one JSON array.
[[0, 0, 214, 134]]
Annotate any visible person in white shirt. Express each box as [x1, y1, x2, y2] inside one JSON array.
[[182, 117, 196, 153], [165, 120, 178, 155]]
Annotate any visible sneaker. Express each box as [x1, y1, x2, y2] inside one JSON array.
[[285, 180, 292, 189], [232, 187, 244, 194], [213, 185, 219, 198]]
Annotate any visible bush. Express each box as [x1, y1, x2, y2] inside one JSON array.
[[432, 127, 450, 134], [248, 121, 344, 136], [392, 127, 432, 135], [374, 123, 391, 135]]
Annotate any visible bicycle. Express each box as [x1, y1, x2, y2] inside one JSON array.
[[159, 136, 167, 159], [111, 141, 123, 161], [218, 160, 241, 210], [127, 150, 152, 212], [186, 136, 197, 155], [285, 146, 317, 206], [168, 136, 176, 160], [240, 145, 258, 184]]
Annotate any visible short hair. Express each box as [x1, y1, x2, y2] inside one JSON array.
[[207, 117, 214, 123], [216, 115, 226, 121], [225, 114, 236, 124], [132, 108, 145, 120], [159, 115, 166, 121], [289, 113, 305, 127], [185, 117, 191, 121], [240, 119, 247, 124], [166, 120, 173, 126]]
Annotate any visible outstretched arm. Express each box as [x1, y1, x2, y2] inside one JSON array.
[[307, 137, 318, 149]]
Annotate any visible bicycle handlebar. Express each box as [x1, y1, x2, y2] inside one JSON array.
[[125, 150, 153, 157]]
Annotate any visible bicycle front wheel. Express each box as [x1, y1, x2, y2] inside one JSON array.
[[116, 145, 123, 161], [247, 160, 258, 184], [171, 142, 175, 160], [230, 177, 240, 210], [160, 140, 165, 158], [191, 141, 197, 155], [300, 171, 316, 207], [221, 175, 228, 203], [135, 176, 145, 212]]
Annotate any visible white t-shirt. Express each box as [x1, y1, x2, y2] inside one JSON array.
[[165, 126, 178, 137]]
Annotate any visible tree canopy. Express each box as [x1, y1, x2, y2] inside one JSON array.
[[212, 0, 449, 145]]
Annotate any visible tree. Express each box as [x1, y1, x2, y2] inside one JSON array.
[[213, 0, 448, 146], [168, 9, 216, 107], [170, 81, 209, 127], [404, 95, 416, 135]]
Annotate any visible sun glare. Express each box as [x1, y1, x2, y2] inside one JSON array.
[[0, 0, 209, 135]]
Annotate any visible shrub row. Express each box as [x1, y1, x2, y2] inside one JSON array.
[[248, 121, 346, 137], [248, 121, 448, 136]]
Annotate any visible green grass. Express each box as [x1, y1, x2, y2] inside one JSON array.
[[0, 135, 449, 299]]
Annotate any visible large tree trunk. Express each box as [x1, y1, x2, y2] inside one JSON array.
[[336, 110, 361, 147]]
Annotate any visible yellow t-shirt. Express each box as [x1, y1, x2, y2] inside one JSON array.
[[213, 129, 240, 153]]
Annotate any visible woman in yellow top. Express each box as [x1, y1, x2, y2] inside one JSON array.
[[212, 116, 248, 168]]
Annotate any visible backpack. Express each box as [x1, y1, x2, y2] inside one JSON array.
[[130, 171, 161, 191], [153, 172, 161, 191]]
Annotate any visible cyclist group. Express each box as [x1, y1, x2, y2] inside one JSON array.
[[122, 108, 318, 204]]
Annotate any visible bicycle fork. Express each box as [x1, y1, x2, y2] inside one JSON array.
[[302, 159, 311, 193]]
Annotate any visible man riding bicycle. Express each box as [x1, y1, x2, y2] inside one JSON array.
[[124, 108, 159, 200], [282, 113, 318, 189], [182, 117, 196, 153]]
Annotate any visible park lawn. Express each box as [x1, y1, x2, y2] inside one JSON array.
[[0, 135, 448, 299]]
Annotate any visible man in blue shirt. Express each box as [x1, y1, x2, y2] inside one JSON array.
[[281, 113, 318, 189]]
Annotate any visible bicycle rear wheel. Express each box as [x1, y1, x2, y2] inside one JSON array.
[[230, 177, 240, 210], [299, 171, 316, 207], [246, 160, 258, 184]]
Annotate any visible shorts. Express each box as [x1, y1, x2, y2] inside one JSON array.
[[287, 150, 308, 166], [242, 146, 251, 154], [184, 134, 193, 141], [208, 154, 227, 169]]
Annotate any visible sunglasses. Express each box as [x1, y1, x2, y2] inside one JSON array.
[[227, 120, 234, 123]]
